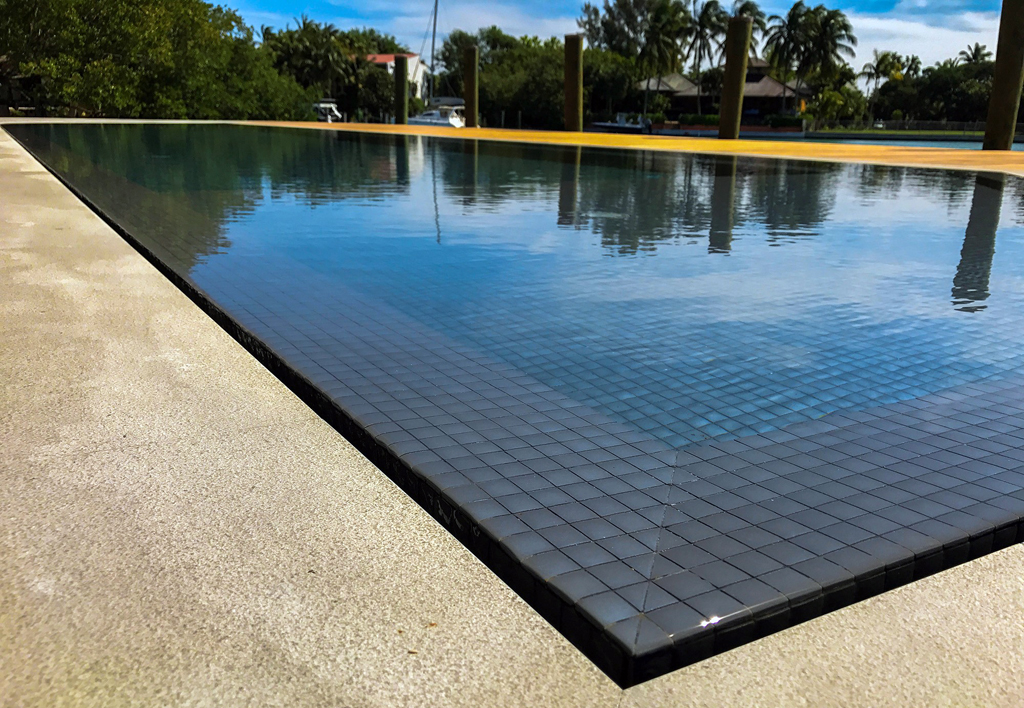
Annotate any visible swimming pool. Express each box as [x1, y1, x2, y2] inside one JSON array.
[[10, 122, 1024, 685], [806, 137, 1024, 150]]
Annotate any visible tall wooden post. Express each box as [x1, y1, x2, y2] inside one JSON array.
[[463, 45, 479, 128], [718, 17, 752, 140], [983, 0, 1024, 150], [564, 34, 584, 132], [394, 55, 409, 125]]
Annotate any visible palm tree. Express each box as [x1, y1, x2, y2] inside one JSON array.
[[764, 0, 808, 112], [902, 54, 922, 79], [958, 43, 993, 65], [640, 0, 692, 115], [686, 0, 728, 114], [731, 0, 767, 58], [799, 6, 857, 85], [860, 49, 899, 118], [262, 17, 355, 100]]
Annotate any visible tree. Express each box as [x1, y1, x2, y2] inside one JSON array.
[[958, 43, 992, 66], [731, 1, 766, 57], [902, 54, 922, 79], [808, 84, 865, 121], [639, 0, 691, 115], [0, 0, 313, 118], [799, 5, 856, 86], [584, 47, 641, 119], [579, 3, 606, 48], [579, 0, 655, 58], [686, 0, 727, 114], [339, 28, 408, 55], [873, 51, 996, 122], [262, 17, 354, 100], [860, 49, 900, 118], [764, 1, 808, 112]]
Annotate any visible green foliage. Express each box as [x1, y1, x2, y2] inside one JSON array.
[[958, 43, 992, 66], [649, 93, 672, 114], [580, 0, 654, 58], [676, 113, 719, 125], [873, 57, 995, 121], [765, 113, 803, 127], [355, 63, 395, 120], [262, 18, 408, 120], [0, 0, 314, 118], [807, 84, 865, 121], [339, 28, 408, 55], [584, 48, 642, 119], [262, 17, 354, 99], [2, 0, 1005, 126], [437, 29, 568, 129]]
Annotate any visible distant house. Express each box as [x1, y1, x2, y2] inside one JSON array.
[[636, 73, 696, 95], [366, 54, 428, 99], [638, 60, 812, 118]]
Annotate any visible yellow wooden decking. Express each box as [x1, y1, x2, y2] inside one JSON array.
[[254, 121, 1024, 177]]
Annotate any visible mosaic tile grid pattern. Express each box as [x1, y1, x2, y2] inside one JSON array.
[[10, 124, 1024, 687], [376, 285, 1024, 447]]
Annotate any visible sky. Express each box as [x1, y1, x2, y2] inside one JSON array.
[[233, 0, 1004, 71]]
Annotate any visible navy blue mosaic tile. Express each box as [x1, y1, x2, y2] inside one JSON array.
[[9, 122, 1024, 686]]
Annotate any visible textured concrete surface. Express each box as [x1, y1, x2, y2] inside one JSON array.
[[2, 126, 1024, 707]]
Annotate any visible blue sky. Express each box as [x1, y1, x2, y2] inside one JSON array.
[[233, 0, 1003, 68]]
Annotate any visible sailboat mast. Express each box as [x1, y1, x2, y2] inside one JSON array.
[[429, 0, 439, 104]]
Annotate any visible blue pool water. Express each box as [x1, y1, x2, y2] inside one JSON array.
[[810, 138, 1024, 150], [10, 124, 1024, 450]]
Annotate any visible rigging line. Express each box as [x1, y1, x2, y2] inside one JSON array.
[[431, 142, 441, 244], [418, 1, 434, 61], [429, 0, 439, 103]]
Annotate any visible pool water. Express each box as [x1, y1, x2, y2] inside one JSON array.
[[13, 123, 1024, 448], [808, 138, 1024, 150]]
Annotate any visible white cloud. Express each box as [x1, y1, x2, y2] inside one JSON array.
[[847, 11, 999, 68]]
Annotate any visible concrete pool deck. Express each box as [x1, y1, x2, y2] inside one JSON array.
[[2, 124, 1024, 706]]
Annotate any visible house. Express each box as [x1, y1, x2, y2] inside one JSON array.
[[638, 59, 812, 118], [636, 73, 696, 95], [366, 54, 429, 99]]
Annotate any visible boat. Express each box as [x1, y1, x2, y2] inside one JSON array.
[[314, 99, 343, 123], [406, 0, 465, 128], [409, 103, 465, 128]]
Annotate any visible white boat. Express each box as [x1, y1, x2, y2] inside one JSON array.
[[314, 100, 343, 123], [409, 0, 465, 129], [409, 105, 465, 128]]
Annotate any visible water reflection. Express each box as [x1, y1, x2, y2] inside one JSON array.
[[709, 156, 737, 254], [9, 123, 1022, 308], [12, 122, 1024, 447], [557, 145, 582, 227], [953, 174, 1004, 312]]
